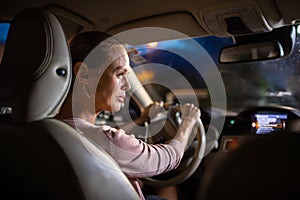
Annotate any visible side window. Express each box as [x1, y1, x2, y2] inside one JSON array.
[[0, 22, 10, 63], [0, 22, 11, 116]]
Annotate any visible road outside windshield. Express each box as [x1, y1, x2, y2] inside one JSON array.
[[129, 27, 300, 113]]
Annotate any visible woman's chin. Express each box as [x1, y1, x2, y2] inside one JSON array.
[[112, 103, 122, 113]]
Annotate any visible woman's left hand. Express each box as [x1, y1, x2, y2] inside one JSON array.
[[135, 101, 166, 125]]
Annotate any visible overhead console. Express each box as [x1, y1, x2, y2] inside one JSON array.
[[198, 0, 284, 37]]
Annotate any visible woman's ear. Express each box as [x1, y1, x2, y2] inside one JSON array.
[[74, 62, 89, 83]]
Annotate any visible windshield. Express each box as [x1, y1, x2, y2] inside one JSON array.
[[129, 25, 300, 114]]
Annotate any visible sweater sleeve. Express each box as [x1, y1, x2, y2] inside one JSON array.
[[64, 118, 185, 179], [101, 127, 185, 178]]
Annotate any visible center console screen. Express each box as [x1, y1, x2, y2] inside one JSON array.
[[251, 112, 287, 134]]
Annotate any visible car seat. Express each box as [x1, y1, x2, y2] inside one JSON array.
[[196, 134, 300, 200], [0, 7, 139, 200]]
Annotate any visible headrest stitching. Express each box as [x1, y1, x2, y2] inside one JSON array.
[[32, 11, 53, 81]]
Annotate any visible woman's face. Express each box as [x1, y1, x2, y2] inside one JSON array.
[[92, 46, 131, 113]]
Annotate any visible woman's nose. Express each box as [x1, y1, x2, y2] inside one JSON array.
[[122, 75, 131, 91]]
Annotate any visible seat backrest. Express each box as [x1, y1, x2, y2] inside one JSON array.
[[196, 134, 300, 200], [0, 7, 139, 200]]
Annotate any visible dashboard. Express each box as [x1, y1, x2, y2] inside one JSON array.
[[222, 105, 300, 135], [214, 105, 300, 153], [197, 107, 300, 200]]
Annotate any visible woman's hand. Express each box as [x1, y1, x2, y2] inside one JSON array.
[[174, 103, 201, 148], [120, 101, 167, 132], [181, 103, 201, 126], [135, 101, 166, 125]]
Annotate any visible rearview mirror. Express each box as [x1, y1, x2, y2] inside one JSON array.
[[219, 41, 284, 63]]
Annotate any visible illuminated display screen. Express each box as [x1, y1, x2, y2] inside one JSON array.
[[252, 113, 287, 134]]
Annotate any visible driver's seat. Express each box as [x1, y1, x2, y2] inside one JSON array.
[[0, 7, 139, 200]]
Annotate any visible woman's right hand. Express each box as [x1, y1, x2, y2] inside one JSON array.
[[181, 103, 201, 126], [173, 103, 201, 148]]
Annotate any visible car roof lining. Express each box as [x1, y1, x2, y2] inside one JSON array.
[[0, 0, 300, 41]]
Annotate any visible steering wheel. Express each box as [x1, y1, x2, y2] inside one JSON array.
[[141, 105, 206, 188]]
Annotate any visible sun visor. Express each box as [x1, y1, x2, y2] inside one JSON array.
[[107, 12, 207, 44], [45, 4, 94, 40]]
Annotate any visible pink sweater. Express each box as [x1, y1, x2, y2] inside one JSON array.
[[64, 118, 184, 200]]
